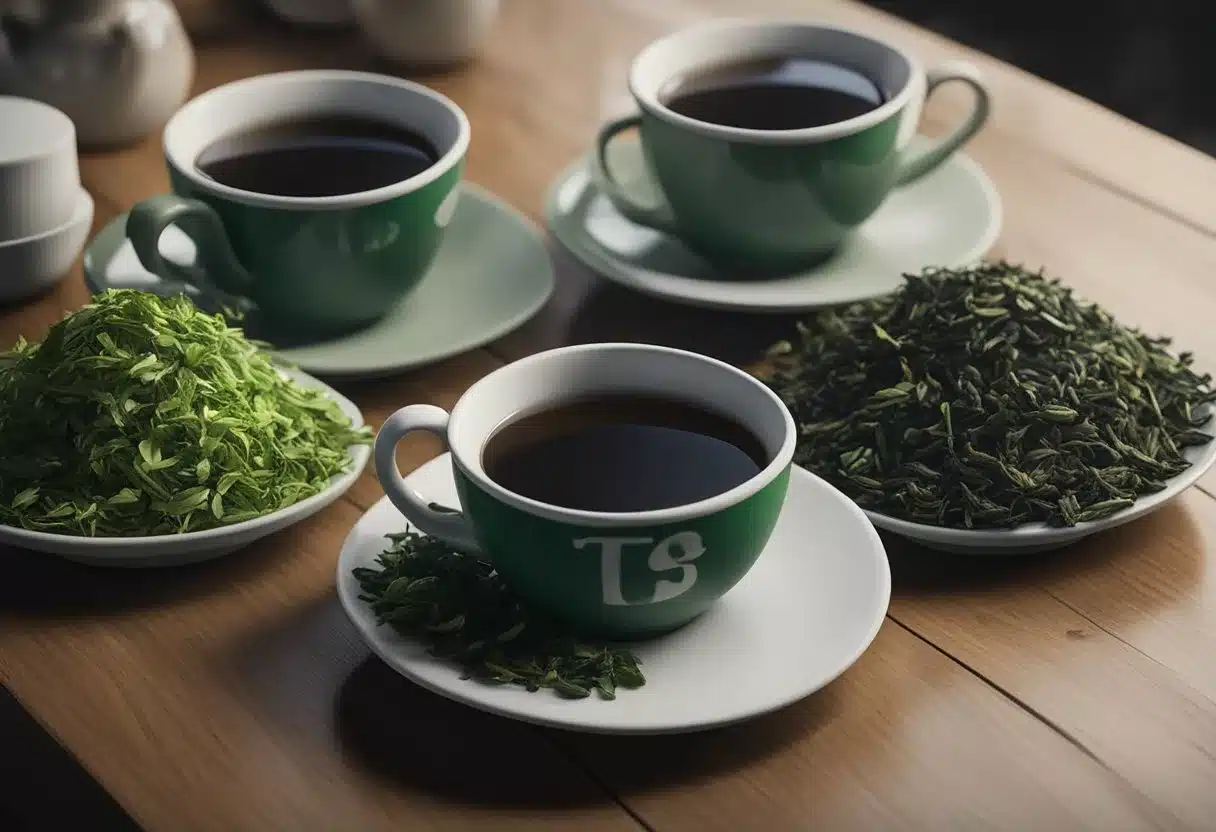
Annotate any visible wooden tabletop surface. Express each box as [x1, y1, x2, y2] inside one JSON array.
[[3, 1, 1216, 829]]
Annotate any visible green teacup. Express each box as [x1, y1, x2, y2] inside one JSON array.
[[121, 70, 468, 337], [374, 343, 797, 639], [594, 21, 991, 274]]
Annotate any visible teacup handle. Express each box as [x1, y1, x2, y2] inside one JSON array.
[[374, 405, 483, 555], [592, 114, 680, 235], [125, 194, 256, 314], [896, 61, 991, 186]]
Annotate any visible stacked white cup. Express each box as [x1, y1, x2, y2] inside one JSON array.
[[0, 97, 95, 302]]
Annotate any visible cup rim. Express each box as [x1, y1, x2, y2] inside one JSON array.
[[446, 343, 797, 527], [628, 19, 921, 145], [162, 70, 470, 211]]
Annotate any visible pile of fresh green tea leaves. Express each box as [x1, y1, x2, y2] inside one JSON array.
[[762, 263, 1216, 529], [0, 290, 370, 537], [354, 530, 646, 700]]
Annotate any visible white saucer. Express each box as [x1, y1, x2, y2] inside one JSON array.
[[82, 185, 555, 379], [865, 429, 1216, 555], [545, 134, 1002, 313], [0, 368, 368, 568], [336, 454, 891, 735]]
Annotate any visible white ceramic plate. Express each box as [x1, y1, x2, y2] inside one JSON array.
[[336, 454, 890, 735], [863, 435, 1216, 555], [0, 368, 369, 567], [545, 134, 1002, 313]]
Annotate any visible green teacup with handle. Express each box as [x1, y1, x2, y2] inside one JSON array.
[[118, 70, 468, 337], [594, 20, 991, 275], [374, 343, 797, 639]]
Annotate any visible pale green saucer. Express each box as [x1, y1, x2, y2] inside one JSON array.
[[546, 134, 1002, 313], [83, 185, 555, 378]]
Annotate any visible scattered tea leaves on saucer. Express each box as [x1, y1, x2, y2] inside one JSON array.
[[761, 263, 1216, 529], [353, 529, 646, 700], [0, 290, 371, 536]]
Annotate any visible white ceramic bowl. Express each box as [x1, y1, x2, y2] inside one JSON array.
[[261, 0, 353, 26], [0, 97, 80, 240], [352, 0, 499, 66], [0, 188, 93, 302], [0, 369, 370, 567], [865, 434, 1216, 555]]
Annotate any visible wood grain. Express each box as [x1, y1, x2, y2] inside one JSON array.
[[886, 494, 1216, 828], [3, 0, 1216, 830], [0, 685, 139, 831], [1044, 494, 1216, 700], [552, 623, 1168, 831], [0, 501, 641, 832]]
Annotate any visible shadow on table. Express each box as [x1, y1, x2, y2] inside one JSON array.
[[335, 657, 613, 809], [545, 685, 842, 794], [884, 499, 1204, 626], [0, 525, 311, 619], [226, 593, 646, 810], [226, 594, 617, 811], [239, 592, 839, 809], [490, 246, 804, 367]]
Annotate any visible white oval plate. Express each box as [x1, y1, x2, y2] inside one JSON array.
[[0, 368, 369, 567], [337, 454, 890, 735], [864, 435, 1216, 555]]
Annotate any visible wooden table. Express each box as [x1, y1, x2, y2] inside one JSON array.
[[3, 1, 1215, 829]]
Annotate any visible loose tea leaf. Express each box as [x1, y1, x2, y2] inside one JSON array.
[[0, 290, 371, 536], [353, 529, 646, 699], [761, 263, 1216, 529]]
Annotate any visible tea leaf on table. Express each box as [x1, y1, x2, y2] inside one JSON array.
[[354, 529, 646, 700], [761, 263, 1216, 529], [0, 290, 372, 536]]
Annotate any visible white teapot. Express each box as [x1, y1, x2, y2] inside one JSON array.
[[0, 0, 195, 147]]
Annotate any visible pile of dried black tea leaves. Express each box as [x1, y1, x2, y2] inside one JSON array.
[[762, 263, 1216, 529]]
